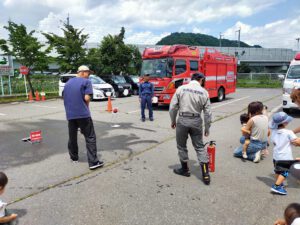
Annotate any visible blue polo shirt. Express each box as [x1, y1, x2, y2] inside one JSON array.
[[63, 77, 93, 120]]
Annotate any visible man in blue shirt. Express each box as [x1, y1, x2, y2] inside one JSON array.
[[63, 65, 104, 170], [139, 74, 154, 122]]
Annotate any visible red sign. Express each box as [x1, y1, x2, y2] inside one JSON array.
[[30, 130, 42, 142], [20, 66, 29, 75]]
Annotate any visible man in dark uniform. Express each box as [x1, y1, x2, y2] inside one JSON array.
[[169, 72, 212, 185], [139, 74, 154, 122]]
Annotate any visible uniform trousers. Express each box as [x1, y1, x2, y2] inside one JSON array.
[[176, 116, 208, 164]]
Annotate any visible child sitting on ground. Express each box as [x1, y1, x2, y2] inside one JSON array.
[[269, 111, 300, 195], [274, 203, 300, 225], [240, 113, 250, 159], [0, 172, 17, 225]]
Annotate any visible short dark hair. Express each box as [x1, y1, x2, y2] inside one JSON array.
[[191, 72, 205, 81], [285, 203, 300, 225], [0, 172, 8, 189], [240, 113, 249, 124], [248, 101, 263, 116]]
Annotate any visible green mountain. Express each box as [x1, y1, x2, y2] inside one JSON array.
[[156, 32, 261, 48]]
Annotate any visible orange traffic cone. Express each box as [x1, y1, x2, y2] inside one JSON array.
[[28, 91, 33, 101], [106, 96, 113, 112], [35, 90, 40, 101]]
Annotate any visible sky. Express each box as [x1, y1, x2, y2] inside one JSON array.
[[0, 0, 300, 49]]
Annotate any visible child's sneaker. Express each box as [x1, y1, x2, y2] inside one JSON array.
[[271, 184, 287, 195], [242, 152, 248, 159], [253, 151, 261, 163]]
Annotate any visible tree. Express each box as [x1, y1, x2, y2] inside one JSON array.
[[43, 23, 88, 72], [99, 27, 142, 75], [127, 44, 142, 75], [86, 47, 102, 75], [2, 21, 49, 95], [238, 62, 251, 73]]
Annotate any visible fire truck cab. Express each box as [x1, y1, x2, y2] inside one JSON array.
[[141, 45, 237, 105]]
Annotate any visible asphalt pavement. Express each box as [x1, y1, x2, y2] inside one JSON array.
[[0, 88, 299, 225]]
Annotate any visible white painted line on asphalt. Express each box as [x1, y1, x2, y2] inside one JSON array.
[[127, 109, 140, 114], [32, 104, 57, 109], [212, 96, 250, 109], [268, 104, 282, 118], [0, 113, 6, 116]]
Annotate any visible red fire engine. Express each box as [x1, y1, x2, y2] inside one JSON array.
[[141, 45, 237, 105]]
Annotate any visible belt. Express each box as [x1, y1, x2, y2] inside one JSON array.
[[179, 112, 200, 117]]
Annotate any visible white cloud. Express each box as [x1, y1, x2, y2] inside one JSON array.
[[125, 31, 171, 45], [223, 16, 300, 49], [192, 27, 210, 34]]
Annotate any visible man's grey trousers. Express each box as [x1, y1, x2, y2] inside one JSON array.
[[176, 116, 209, 164]]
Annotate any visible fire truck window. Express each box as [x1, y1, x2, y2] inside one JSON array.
[[175, 60, 186, 75], [190, 61, 198, 71]]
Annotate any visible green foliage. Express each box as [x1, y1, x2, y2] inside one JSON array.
[[238, 62, 251, 73], [156, 32, 261, 47], [2, 21, 49, 70], [43, 23, 88, 72], [86, 47, 102, 75], [98, 27, 142, 75]]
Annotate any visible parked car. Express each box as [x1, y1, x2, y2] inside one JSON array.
[[100, 75, 132, 97], [124, 75, 140, 95], [59, 74, 115, 100]]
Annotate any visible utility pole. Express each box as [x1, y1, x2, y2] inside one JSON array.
[[236, 27, 241, 47], [219, 32, 224, 47], [296, 37, 300, 50], [67, 13, 70, 26]]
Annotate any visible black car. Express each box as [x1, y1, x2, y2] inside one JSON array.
[[123, 75, 140, 95], [100, 75, 132, 97]]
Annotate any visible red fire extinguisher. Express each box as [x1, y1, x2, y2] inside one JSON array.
[[205, 141, 216, 172]]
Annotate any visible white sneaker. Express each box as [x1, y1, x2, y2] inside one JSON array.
[[253, 151, 261, 163], [242, 152, 248, 159]]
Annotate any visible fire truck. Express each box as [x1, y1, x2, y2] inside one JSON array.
[[140, 45, 237, 105]]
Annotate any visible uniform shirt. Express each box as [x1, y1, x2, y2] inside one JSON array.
[[139, 81, 154, 97], [271, 128, 297, 161], [250, 115, 269, 142], [169, 80, 212, 132], [63, 77, 93, 120]]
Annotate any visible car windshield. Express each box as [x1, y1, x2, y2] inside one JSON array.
[[141, 59, 170, 78], [130, 76, 139, 83], [113, 75, 126, 84], [287, 65, 300, 79], [89, 75, 106, 84]]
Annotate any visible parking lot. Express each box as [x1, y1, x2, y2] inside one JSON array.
[[0, 88, 299, 225]]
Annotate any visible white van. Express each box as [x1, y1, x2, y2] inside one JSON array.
[[282, 53, 300, 113], [59, 74, 115, 99]]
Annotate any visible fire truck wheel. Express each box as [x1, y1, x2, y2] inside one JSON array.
[[217, 87, 225, 102]]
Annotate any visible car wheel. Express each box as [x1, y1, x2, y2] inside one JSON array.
[[90, 94, 94, 101], [133, 89, 138, 95], [217, 87, 225, 102], [115, 91, 120, 98]]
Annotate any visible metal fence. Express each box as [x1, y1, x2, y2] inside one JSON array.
[[237, 73, 283, 80], [0, 75, 59, 96]]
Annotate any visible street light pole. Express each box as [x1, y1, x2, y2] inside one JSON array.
[[296, 38, 300, 50], [219, 32, 224, 47], [236, 28, 241, 47]]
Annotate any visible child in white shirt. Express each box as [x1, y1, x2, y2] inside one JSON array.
[[269, 112, 299, 195]]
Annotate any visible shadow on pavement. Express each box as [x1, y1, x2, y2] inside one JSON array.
[[256, 175, 300, 188], [0, 119, 158, 170]]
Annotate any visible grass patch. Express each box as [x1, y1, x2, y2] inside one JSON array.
[[237, 79, 282, 88], [0, 92, 59, 104]]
